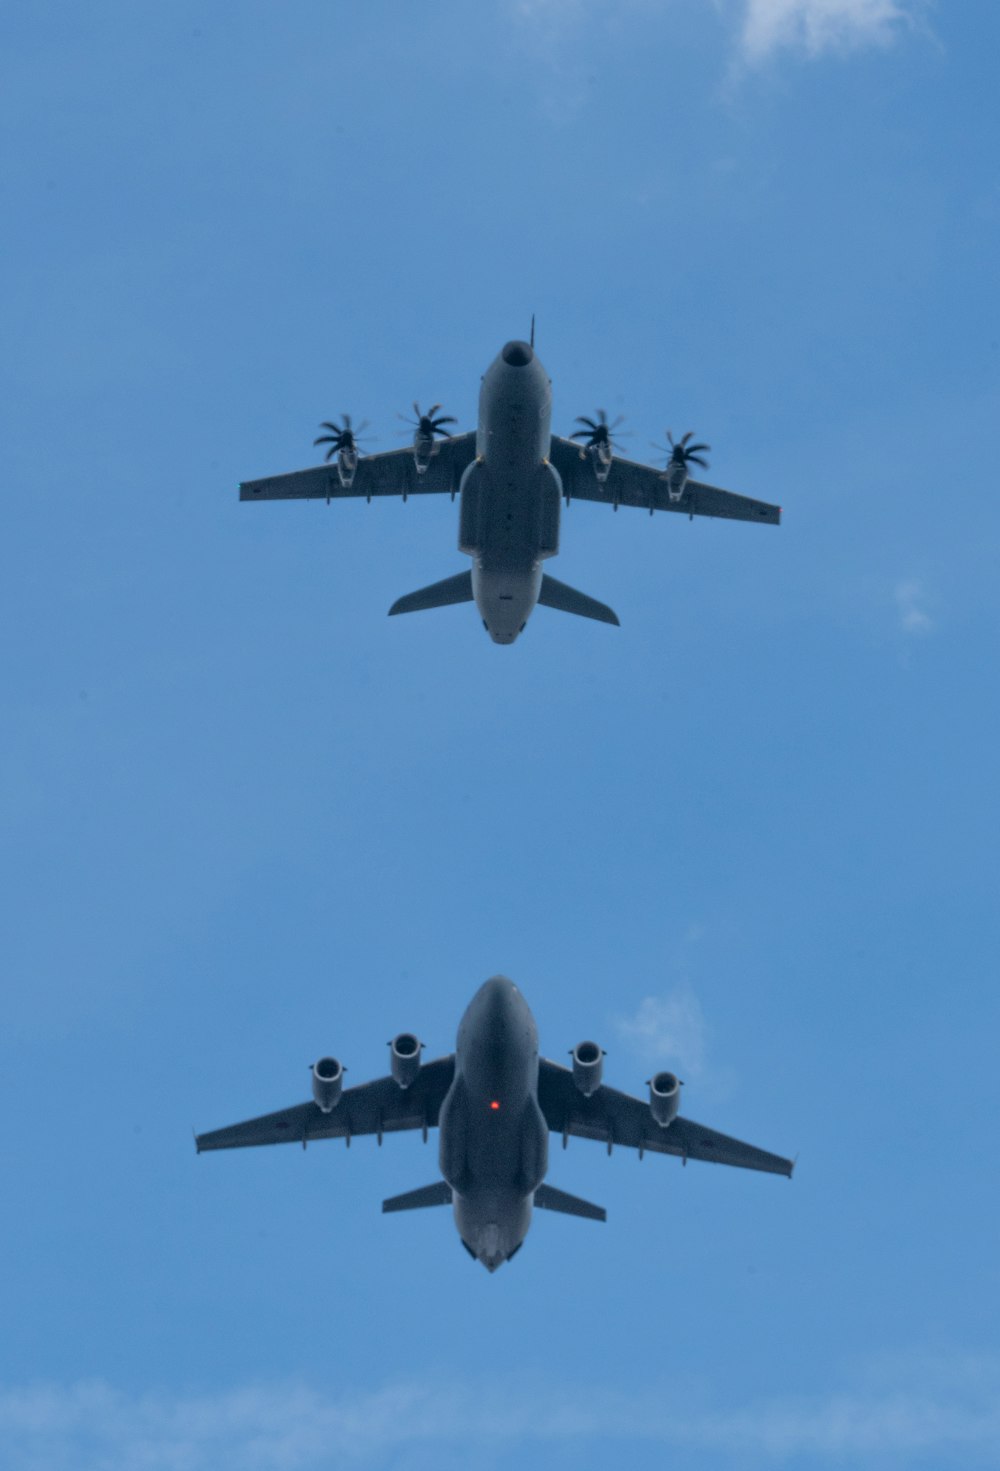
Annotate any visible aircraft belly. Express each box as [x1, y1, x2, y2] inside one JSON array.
[[480, 458, 559, 562], [447, 976, 543, 1264], [459, 462, 560, 560], [449, 1103, 539, 1269], [462, 459, 561, 642]]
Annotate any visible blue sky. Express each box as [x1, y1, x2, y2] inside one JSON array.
[[2, 1, 999, 1466]]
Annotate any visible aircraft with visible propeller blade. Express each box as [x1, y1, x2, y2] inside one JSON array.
[[240, 335, 782, 644]]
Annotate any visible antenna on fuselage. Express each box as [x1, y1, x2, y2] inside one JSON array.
[[530, 313, 535, 348]]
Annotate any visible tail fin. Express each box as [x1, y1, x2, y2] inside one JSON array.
[[537, 574, 619, 627], [388, 571, 473, 618], [382, 1182, 453, 1213], [534, 1183, 606, 1222]]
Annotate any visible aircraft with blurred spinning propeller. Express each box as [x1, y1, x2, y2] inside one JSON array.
[[240, 333, 781, 644]]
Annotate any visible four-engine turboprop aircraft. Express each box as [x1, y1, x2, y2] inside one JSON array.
[[241, 339, 782, 644], [196, 976, 792, 1272]]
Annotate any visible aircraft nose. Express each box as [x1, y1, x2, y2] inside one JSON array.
[[477, 975, 516, 1013], [501, 340, 534, 368]]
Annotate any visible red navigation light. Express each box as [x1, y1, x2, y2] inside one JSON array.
[[490, 1100, 500, 1111]]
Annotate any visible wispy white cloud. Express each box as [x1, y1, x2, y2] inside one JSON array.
[[508, 0, 923, 63], [614, 981, 708, 1078], [895, 577, 933, 634], [3, 1357, 1000, 1469], [740, 0, 919, 61]]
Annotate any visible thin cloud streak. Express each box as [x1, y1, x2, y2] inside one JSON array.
[[3, 1360, 1000, 1469], [508, 1, 923, 64], [740, 0, 920, 60]]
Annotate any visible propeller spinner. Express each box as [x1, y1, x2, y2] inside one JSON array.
[[655, 429, 710, 471], [570, 409, 627, 455], [314, 413, 371, 461], [401, 402, 457, 441]]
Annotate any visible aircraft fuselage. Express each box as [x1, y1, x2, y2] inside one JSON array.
[[458, 341, 561, 644], [438, 976, 548, 1270]]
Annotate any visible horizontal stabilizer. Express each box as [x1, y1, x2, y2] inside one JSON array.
[[389, 571, 473, 618], [537, 574, 619, 627], [534, 1183, 606, 1222], [382, 1181, 453, 1213]]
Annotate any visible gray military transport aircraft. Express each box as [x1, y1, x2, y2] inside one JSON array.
[[241, 337, 781, 644], [196, 976, 792, 1272]]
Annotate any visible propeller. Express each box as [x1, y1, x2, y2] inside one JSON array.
[[570, 409, 628, 454], [400, 403, 457, 440], [652, 430, 710, 470], [314, 414, 371, 461]]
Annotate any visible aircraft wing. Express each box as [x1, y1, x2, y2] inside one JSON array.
[[240, 434, 477, 502], [195, 1055, 455, 1152], [537, 1059, 792, 1177], [547, 436, 781, 525]]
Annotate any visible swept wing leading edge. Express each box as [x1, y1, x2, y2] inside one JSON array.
[[195, 1056, 456, 1152], [239, 431, 778, 524], [537, 1059, 793, 1176], [240, 435, 477, 502], [547, 436, 781, 524]]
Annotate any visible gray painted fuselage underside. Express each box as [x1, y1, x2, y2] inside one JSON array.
[[462, 342, 559, 644], [438, 976, 547, 1271]]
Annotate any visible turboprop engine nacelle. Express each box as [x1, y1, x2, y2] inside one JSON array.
[[661, 463, 688, 503], [389, 1032, 423, 1089], [336, 447, 359, 491], [590, 441, 613, 485], [649, 1070, 681, 1128], [312, 1056, 344, 1113], [571, 1040, 604, 1097], [412, 432, 434, 475]]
